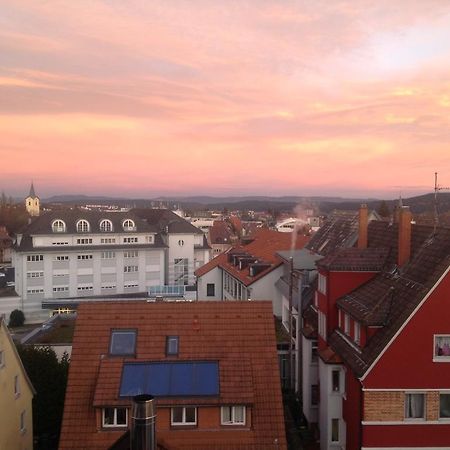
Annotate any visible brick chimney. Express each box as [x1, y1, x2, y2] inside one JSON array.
[[398, 206, 412, 266], [358, 204, 368, 249]]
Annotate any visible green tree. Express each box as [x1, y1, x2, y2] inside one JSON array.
[[377, 200, 391, 218], [9, 309, 25, 327], [16, 345, 70, 450]]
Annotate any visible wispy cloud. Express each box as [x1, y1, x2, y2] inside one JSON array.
[[1, 0, 450, 197]]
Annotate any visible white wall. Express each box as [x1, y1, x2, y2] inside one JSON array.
[[302, 336, 319, 424], [196, 266, 222, 301], [319, 360, 345, 450], [250, 266, 284, 317]]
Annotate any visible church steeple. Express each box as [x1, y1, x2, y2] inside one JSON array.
[[29, 182, 36, 198], [25, 182, 40, 217]]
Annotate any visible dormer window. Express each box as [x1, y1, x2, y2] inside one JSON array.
[[110, 330, 136, 356], [344, 313, 350, 335], [123, 219, 136, 231], [100, 219, 113, 232], [76, 220, 90, 233], [318, 273, 327, 295], [354, 321, 361, 344], [52, 220, 66, 233], [166, 336, 179, 356]]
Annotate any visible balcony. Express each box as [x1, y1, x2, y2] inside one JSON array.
[[148, 285, 196, 301]]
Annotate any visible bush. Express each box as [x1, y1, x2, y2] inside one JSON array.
[[9, 309, 25, 327]]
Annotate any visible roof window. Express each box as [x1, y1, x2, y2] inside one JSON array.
[[100, 219, 113, 232], [52, 220, 66, 233], [166, 336, 179, 356], [110, 330, 137, 356], [76, 219, 90, 233], [123, 219, 136, 231]]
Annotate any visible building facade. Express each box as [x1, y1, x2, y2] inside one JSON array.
[[13, 210, 165, 321], [0, 318, 35, 450]]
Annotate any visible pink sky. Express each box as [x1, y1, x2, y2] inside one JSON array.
[[1, 0, 450, 199]]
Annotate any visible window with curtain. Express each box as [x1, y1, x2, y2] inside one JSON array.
[[435, 335, 450, 359], [405, 393, 425, 419], [440, 394, 450, 419]]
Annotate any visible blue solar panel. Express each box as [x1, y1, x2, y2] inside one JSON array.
[[119, 361, 219, 397]]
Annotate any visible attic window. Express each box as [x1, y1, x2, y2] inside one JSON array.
[[434, 335, 450, 361], [76, 220, 90, 233], [123, 219, 136, 231], [100, 219, 113, 232], [52, 220, 66, 233], [166, 336, 179, 356], [110, 330, 136, 356]]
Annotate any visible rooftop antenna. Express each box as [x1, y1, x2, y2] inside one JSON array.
[[434, 172, 450, 233]]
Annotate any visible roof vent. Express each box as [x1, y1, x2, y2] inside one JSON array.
[[131, 394, 156, 450]]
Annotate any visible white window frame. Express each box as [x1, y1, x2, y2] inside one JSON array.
[[20, 410, 26, 434], [102, 407, 128, 427], [123, 219, 136, 231], [330, 418, 340, 443], [51, 219, 66, 233], [318, 273, 327, 295], [405, 392, 425, 420], [14, 374, 20, 398], [318, 310, 327, 340], [99, 219, 113, 232], [344, 313, 350, 335], [434, 335, 450, 362], [354, 321, 361, 345], [27, 255, 44, 262], [331, 369, 341, 393], [171, 407, 197, 426], [76, 219, 90, 233], [221, 405, 246, 425], [439, 393, 450, 420], [101, 251, 115, 259], [124, 265, 138, 273]]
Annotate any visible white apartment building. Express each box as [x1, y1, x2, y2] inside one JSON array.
[[13, 210, 165, 321], [132, 208, 211, 288]]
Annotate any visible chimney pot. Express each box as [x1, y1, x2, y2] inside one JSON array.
[[398, 206, 412, 266], [358, 204, 369, 249], [131, 394, 156, 450]]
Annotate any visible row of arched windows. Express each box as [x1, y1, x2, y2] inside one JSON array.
[[51, 219, 136, 233]]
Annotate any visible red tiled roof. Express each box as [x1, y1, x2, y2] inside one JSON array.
[[195, 228, 310, 286], [59, 301, 287, 450]]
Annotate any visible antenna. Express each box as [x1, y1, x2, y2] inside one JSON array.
[[434, 172, 450, 232]]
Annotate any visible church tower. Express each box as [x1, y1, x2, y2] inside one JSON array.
[[25, 182, 40, 216]]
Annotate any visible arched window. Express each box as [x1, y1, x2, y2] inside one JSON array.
[[52, 220, 66, 233], [123, 219, 135, 231], [100, 219, 113, 232], [76, 219, 90, 233]]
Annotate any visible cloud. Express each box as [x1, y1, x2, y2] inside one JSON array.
[[0, 0, 450, 197]]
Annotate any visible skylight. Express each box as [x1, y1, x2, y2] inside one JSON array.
[[109, 330, 137, 356]]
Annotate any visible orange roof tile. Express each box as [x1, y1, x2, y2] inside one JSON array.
[[59, 301, 287, 450], [195, 228, 310, 286]]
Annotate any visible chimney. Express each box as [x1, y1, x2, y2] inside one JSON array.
[[131, 394, 156, 450], [358, 204, 368, 249], [398, 206, 412, 267]]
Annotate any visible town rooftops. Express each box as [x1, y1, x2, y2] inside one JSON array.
[[306, 210, 359, 256], [317, 247, 389, 272], [59, 301, 287, 450], [132, 208, 204, 235], [195, 228, 310, 285], [208, 220, 233, 244], [330, 223, 450, 376]]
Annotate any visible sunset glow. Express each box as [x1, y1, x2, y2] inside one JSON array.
[[1, 0, 450, 198]]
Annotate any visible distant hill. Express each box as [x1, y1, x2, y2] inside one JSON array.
[[42, 192, 450, 215]]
